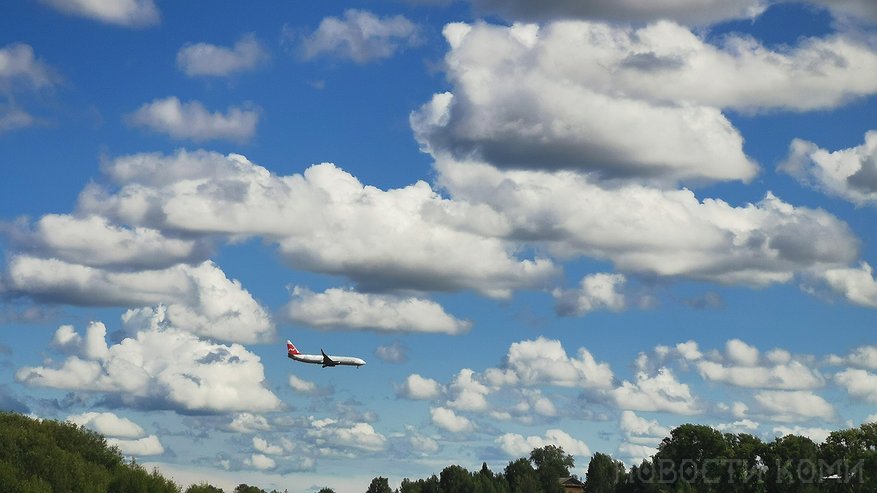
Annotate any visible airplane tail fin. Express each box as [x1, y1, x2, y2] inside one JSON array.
[[286, 340, 300, 356]]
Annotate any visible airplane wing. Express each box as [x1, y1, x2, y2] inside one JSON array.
[[320, 349, 337, 367]]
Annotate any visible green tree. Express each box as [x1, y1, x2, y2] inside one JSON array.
[[186, 483, 225, 493], [317, 488, 337, 493], [530, 445, 575, 493], [653, 424, 731, 490], [440, 465, 475, 493], [504, 457, 541, 493], [233, 484, 266, 493], [366, 476, 393, 493], [585, 452, 626, 493]]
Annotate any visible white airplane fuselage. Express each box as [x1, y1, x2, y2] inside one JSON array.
[[287, 340, 365, 368]]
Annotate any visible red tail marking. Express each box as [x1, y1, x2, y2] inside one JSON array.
[[287, 340, 300, 355]]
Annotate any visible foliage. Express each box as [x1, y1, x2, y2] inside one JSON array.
[[367, 477, 393, 493], [0, 412, 179, 493], [317, 487, 337, 493], [186, 483, 226, 493]]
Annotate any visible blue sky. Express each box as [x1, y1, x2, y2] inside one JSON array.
[[2, 0, 877, 491]]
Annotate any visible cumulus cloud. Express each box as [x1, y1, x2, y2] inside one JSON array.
[[4, 259, 273, 344], [227, 413, 272, 434], [446, 369, 490, 412], [835, 369, 877, 404], [753, 390, 834, 422], [781, 131, 877, 206], [245, 453, 276, 470], [296, 9, 422, 63], [288, 375, 318, 395], [0, 43, 56, 132], [177, 35, 268, 77], [482, 337, 613, 389], [818, 262, 877, 308], [39, 0, 159, 27], [307, 418, 388, 453], [16, 321, 281, 413], [469, 0, 765, 24], [616, 411, 670, 463], [430, 407, 473, 433], [612, 368, 701, 415], [253, 437, 285, 456], [772, 425, 831, 443], [375, 342, 407, 363], [413, 22, 877, 184], [7, 214, 208, 271], [436, 159, 859, 288], [107, 435, 165, 456], [76, 149, 557, 298], [126, 97, 259, 142], [695, 340, 824, 390], [496, 429, 590, 458], [553, 273, 626, 316], [66, 411, 146, 438], [828, 345, 877, 370], [285, 287, 471, 334], [398, 374, 443, 400], [716, 419, 760, 434]]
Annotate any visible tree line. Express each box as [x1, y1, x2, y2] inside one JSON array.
[[2, 411, 875, 492]]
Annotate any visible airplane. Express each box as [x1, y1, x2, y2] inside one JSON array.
[[286, 340, 366, 368]]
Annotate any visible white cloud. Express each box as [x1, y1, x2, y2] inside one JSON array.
[[107, 435, 164, 456], [482, 337, 614, 389], [676, 341, 703, 361], [0, 43, 54, 90], [253, 437, 285, 455], [285, 287, 471, 334], [553, 273, 626, 316], [469, 0, 765, 24], [818, 262, 877, 308], [126, 97, 258, 142], [694, 340, 824, 390], [773, 425, 832, 444], [414, 22, 877, 184], [446, 369, 490, 412], [617, 442, 659, 465], [227, 413, 272, 434], [496, 429, 590, 458], [398, 374, 443, 400], [177, 35, 267, 77], [307, 418, 387, 452], [5, 259, 273, 344], [16, 321, 281, 413], [716, 419, 760, 434], [829, 345, 877, 370], [781, 131, 877, 206], [835, 368, 877, 404], [40, 0, 159, 27], [375, 342, 407, 363], [289, 375, 318, 394], [66, 411, 145, 438], [726, 339, 760, 367], [296, 9, 422, 63], [612, 368, 701, 415], [430, 406, 473, 433], [435, 159, 858, 288], [77, 150, 557, 298], [11, 214, 206, 270], [0, 43, 55, 132], [245, 453, 276, 470], [754, 390, 834, 422], [619, 411, 671, 442]]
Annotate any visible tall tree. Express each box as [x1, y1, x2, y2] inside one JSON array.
[[366, 477, 393, 493], [504, 457, 541, 493], [585, 452, 626, 493], [530, 445, 575, 493], [440, 465, 475, 493]]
